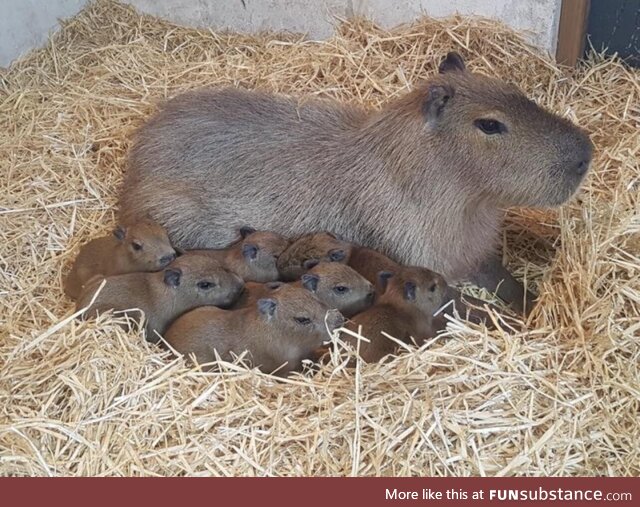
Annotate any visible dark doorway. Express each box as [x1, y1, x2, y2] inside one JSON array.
[[586, 0, 640, 66]]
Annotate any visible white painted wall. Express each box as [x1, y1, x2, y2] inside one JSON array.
[[0, 0, 562, 67], [126, 0, 562, 53], [0, 0, 88, 67]]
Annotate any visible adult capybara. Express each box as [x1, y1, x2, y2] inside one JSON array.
[[119, 52, 593, 313], [76, 253, 244, 341], [64, 220, 176, 300], [191, 227, 289, 282], [344, 266, 448, 363], [165, 285, 345, 376]]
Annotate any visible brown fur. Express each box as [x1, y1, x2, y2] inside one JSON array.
[[64, 220, 176, 300], [165, 285, 345, 376], [347, 245, 400, 287], [277, 232, 399, 294], [231, 281, 282, 309], [119, 53, 592, 295], [277, 232, 352, 281], [76, 253, 244, 342], [190, 229, 289, 282], [235, 262, 374, 317], [344, 266, 448, 363]]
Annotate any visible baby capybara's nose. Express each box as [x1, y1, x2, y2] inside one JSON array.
[[160, 252, 177, 266], [326, 309, 345, 331]]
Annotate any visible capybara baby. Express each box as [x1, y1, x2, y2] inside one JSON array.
[[277, 232, 400, 294], [235, 262, 374, 317], [344, 266, 448, 363], [165, 285, 345, 376], [277, 232, 352, 281], [297, 262, 375, 317], [76, 254, 244, 342], [64, 220, 176, 300], [120, 52, 593, 314], [231, 281, 283, 309], [191, 227, 289, 282]]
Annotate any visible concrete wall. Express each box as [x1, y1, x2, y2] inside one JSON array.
[[1, 0, 562, 67], [126, 0, 562, 53], [0, 0, 88, 67]]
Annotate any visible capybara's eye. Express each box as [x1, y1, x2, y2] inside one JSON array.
[[197, 281, 216, 290], [132, 241, 143, 251], [428, 281, 438, 293], [294, 317, 312, 326], [474, 118, 506, 135], [333, 285, 350, 294]]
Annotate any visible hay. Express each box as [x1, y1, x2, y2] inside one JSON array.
[[1, 0, 638, 476]]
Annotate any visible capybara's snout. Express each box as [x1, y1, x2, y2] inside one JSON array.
[[326, 309, 346, 332]]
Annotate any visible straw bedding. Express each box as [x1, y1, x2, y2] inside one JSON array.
[[1, 0, 638, 476]]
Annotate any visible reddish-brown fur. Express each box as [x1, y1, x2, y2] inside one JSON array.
[[165, 284, 345, 376], [65, 220, 176, 300], [235, 262, 374, 317], [277, 232, 352, 281], [76, 253, 244, 342], [191, 229, 289, 282], [344, 266, 448, 363]]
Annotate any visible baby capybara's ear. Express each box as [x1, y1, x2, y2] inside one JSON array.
[[377, 270, 394, 293], [438, 51, 466, 74], [163, 268, 182, 288], [303, 258, 319, 270], [242, 243, 259, 260], [239, 226, 256, 239], [301, 273, 319, 293], [113, 225, 126, 241], [328, 249, 347, 262], [257, 298, 277, 319]]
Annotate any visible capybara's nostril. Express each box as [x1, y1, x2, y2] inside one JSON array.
[[160, 252, 176, 266]]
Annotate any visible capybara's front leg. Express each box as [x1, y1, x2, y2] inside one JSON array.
[[469, 255, 536, 316]]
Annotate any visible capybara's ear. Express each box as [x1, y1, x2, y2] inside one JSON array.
[[303, 258, 319, 270], [239, 226, 256, 239], [164, 268, 182, 288], [423, 84, 454, 124], [404, 281, 417, 301], [438, 51, 466, 74], [328, 249, 347, 262], [377, 271, 394, 292], [242, 243, 259, 260], [301, 273, 319, 293], [113, 225, 126, 241], [257, 298, 277, 319]]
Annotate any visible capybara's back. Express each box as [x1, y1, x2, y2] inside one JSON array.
[[120, 88, 368, 249]]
